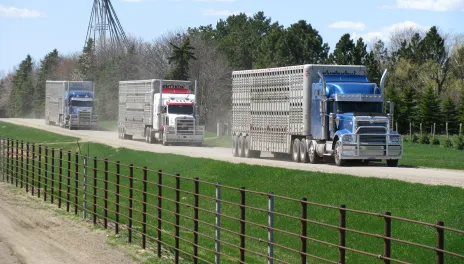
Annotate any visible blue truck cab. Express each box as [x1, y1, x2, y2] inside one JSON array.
[[64, 90, 96, 128], [310, 70, 402, 167], [45, 80, 98, 130]]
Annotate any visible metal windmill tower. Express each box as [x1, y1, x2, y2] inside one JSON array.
[[85, 0, 128, 52]]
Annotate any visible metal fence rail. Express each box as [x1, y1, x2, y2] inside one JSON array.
[[0, 137, 463, 264]]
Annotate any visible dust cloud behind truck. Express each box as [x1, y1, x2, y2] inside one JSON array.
[[231, 64, 402, 167], [45, 81, 98, 130], [118, 79, 204, 146]]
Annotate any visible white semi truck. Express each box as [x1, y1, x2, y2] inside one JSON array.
[[45, 81, 99, 130], [117, 79, 205, 146], [231, 64, 403, 167]]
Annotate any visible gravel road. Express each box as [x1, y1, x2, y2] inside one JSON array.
[[1, 118, 463, 188], [0, 183, 135, 264]]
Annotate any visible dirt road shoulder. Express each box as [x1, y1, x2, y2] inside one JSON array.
[[0, 183, 153, 264]]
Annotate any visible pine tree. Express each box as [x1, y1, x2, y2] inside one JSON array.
[[34, 49, 59, 117], [442, 97, 459, 134], [353, 38, 367, 65], [365, 51, 380, 84], [396, 86, 418, 133], [9, 55, 34, 117], [458, 89, 464, 125], [418, 86, 442, 131], [166, 37, 197, 80], [330, 33, 355, 65]]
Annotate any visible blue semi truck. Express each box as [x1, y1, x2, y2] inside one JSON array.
[[45, 81, 99, 130], [231, 64, 402, 167]]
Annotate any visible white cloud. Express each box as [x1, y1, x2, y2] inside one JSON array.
[[328, 21, 366, 31], [202, 8, 248, 16], [358, 21, 428, 42], [0, 5, 43, 18], [395, 0, 464, 11]]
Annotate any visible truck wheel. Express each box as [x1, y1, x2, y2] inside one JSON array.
[[238, 136, 245, 157], [309, 141, 322, 164], [292, 139, 301, 162], [334, 141, 346, 166], [145, 128, 153, 144], [244, 136, 252, 158], [299, 139, 309, 163], [162, 134, 168, 146], [118, 126, 124, 139], [386, 159, 399, 167], [232, 136, 239, 157]]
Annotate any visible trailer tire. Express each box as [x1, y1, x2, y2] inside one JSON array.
[[309, 141, 322, 164], [145, 128, 153, 144], [238, 136, 245, 157], [334, 141, 346, 166], [292, 138, 301, 162], [299, 139, 309, 163], [232, 135, 239, 157], [244, 136, 252, 158], [386, 159, 398, 167]]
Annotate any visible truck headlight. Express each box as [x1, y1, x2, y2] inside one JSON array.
[[389, 135, 400, 143], [342, 135, 356, 143]]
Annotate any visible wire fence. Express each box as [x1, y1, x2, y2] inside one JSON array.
[[0, 137, 463, 264]]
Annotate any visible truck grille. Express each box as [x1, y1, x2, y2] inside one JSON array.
[[78, 111, 92, 126], [176, 119, 195, 135], [356, 121, 387, 144]]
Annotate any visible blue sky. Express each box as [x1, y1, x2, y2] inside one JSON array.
[[0, 0, 463, 74]]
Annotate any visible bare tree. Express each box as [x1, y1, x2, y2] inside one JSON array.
[[189, 33, 232, 129], [388, 26, 426, 54]]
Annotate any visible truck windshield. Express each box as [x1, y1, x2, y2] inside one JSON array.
[[336, 102, 382, 114], [70, 101, 93, 107], [168, 105, 193, 115]]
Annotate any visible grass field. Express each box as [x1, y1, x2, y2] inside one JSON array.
[[98, 120, 118, 131], [0, 121, 463, 263]]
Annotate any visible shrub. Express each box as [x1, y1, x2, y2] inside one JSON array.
[[431, 137, 440, 145], [412, 134, 419, 143], [419, 134, 430, 144], [454, 135, 464, 150], [444, 138, 453, 148]]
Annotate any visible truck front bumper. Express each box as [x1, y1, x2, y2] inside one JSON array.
[[339, 134, 402, 160], [165, 133, 204, 143], [340, 144, 402, 160], [70, 115, 99, 129]]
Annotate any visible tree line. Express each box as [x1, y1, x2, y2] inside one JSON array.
[[0, 11, 463, 133]]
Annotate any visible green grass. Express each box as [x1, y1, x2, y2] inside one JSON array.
[[0, 121, 78, 143], [0, 122, 463, 264], [98, 120, 118, 131], [400, 141, 464, 170], [203, 134, 231, 148]]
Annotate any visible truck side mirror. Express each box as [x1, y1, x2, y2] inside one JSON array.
[[162, 106, 167, 113]]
